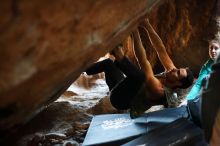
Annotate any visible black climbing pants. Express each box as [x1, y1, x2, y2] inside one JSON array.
[[85, 57, 145, 110]]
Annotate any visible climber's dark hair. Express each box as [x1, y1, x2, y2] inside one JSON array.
[[178, 68, 194, 89]]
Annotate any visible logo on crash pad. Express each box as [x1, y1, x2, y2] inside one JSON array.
[[101, 117, 134, 130]]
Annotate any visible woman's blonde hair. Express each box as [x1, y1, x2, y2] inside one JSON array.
[[209, 38, 220, 46]]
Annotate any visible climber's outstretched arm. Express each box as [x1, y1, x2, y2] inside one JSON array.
[[143, 19, 175, 71]]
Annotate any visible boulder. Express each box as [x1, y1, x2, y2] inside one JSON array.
[[0, 0, 160, 131]]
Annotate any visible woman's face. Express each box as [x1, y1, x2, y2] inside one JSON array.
[[209, 42, 220, 60]]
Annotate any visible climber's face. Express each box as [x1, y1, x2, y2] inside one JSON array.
[[165, 68, 187, 88]]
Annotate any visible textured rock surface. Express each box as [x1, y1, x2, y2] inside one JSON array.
[[0, 0, 159, 132], [1, 0, 220, 138], [145, 0, 220, 74], [5, 72, 115, 146]]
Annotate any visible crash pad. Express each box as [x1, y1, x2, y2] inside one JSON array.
[[122, 118, 206, 146], [83, 106, 189, 146]]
